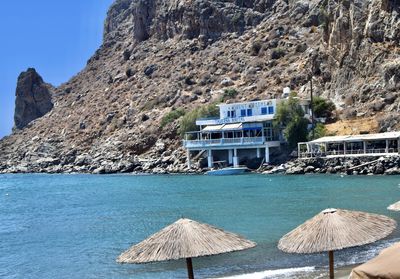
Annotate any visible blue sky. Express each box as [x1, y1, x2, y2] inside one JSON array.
[[0, 0, 114, 138]]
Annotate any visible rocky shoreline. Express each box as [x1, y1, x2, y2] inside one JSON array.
[[0, 146, 197, 175], [2, 153, 400, 176], [262, 155, 400, 176]]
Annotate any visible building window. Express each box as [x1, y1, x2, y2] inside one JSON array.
[[227, 110, 236, 118], [241, 109, 246, 117], [247, 109, 253, 116], [268, 106, 274, 114], [261, 107, 267, 115]]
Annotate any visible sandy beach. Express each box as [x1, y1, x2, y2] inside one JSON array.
[[335, 265, 356, 279]]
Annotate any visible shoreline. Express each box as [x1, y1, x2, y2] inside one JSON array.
[[213, 264, 357, 279], [336, 265, 356, 279], [1, 155, 400, 175], [0, 170, 399, 176], [0, 170, 398, 176]]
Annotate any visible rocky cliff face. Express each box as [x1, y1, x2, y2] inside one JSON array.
[[14, 68, 53, 130], [0, 0, 399, 174], [104, 0, 273, 44], [320, 0, 400, 125]]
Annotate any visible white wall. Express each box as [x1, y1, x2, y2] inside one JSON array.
[[219, 100, 277, 119]]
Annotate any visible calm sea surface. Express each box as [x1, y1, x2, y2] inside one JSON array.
[[0, 174, 399, 279]]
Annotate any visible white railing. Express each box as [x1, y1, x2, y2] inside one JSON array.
[[365, 148, 397, 154], [299, 148, 399, 158], [183, 137, 265, 148]]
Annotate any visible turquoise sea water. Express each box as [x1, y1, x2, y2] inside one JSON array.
[[0, 174, 399, 279]]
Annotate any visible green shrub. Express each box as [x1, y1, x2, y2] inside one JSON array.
[[290, 91, 298, 97], [232, 13, 243, 25], [141, 99, 159, 111], [179, 104, 219, 138], [271, 48, 286, 60], [312, 96, 335, 118], [285, 116, 309, 148], [274, 97, 304, 127], [160, 108, 185, 128], [274, 97, 308, 148], [220, 88, 238, 102], [251, 41, 263, 56], [309, 123, 327, 140]]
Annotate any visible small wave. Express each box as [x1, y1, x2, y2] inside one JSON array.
[[212, 266, 315, 279], [211, 239, 400, 279], [344, 237, 400, 266]]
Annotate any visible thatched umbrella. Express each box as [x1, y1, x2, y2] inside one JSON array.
[[278, 208, 396, 279], [388, 201, 400, 211], [117, 218, 256, 279]]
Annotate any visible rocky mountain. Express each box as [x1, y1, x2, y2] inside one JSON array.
[[14, 68, 53, 130], [1, 0, 399, 174]]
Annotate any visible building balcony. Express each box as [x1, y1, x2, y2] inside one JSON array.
[[183, 137, 280, 149]]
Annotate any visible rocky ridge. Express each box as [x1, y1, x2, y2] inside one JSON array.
[[1, 0, 400, 174]]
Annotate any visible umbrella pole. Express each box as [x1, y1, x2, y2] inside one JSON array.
[[186, 257, 194, 279], [329, 251, 334, 279]]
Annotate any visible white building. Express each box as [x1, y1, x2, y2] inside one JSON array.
[[183, 99, 283, 168]]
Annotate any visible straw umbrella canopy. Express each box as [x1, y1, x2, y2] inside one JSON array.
[[117, 218, 256, 279], [278, 208, 396, 279], [388, 201, 400, 211]]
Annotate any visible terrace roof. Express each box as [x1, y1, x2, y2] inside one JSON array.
[[310, 131, 400, 144], [201, 123, 243, 132]]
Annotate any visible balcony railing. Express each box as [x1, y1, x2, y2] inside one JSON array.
[[196, 116, 220, 121], [184, 137, 265, 148]]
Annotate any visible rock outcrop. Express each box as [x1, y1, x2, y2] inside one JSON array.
[[1, 0, 400, 174], [104, 0, 274, 44], [14, 68, 53, 130], [317, 0, 400, 121]]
